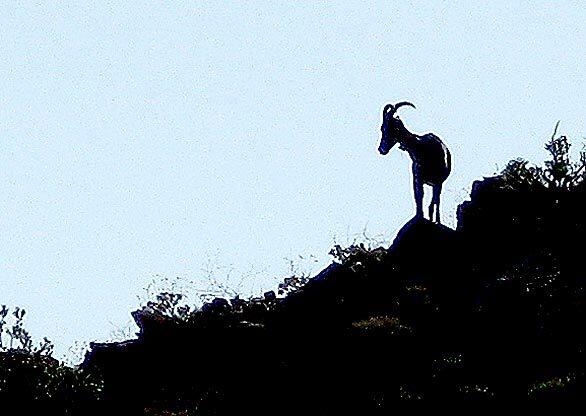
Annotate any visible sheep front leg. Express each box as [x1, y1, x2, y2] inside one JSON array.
[[413, 176, 424, 219], [428, 198, 434, 222]]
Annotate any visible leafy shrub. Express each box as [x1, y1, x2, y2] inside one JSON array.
[[0, 305, 103, 402], [502, 122, 585, 191]]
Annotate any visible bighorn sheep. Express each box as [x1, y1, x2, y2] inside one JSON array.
[[378, 102, 451, 223]]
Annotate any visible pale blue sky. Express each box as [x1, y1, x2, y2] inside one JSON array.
[[1, 1, 585, 359]]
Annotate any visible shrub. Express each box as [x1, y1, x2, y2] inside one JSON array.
[[502, 122, 585, 191], [0, 305, 103, 402]]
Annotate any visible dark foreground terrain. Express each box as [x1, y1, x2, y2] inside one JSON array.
[[85, 176, 584, 411], [2, 133, 585, 412]]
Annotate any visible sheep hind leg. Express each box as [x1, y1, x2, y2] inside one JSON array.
[[432, 184, 442, 224]]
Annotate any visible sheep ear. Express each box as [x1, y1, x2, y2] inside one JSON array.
[[383, 104, 395, 117]]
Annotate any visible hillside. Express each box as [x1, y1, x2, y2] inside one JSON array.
[[2, 132, 584, 411], [82, 168, 585, 411]]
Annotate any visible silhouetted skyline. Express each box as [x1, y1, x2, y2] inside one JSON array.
[[1, 1, 585, 358]]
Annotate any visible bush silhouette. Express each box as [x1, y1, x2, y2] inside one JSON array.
[[0, 305, 103, 404], [501, 122, 585, 191]]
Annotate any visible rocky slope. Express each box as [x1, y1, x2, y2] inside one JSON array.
[[82, 174, 585, 411]]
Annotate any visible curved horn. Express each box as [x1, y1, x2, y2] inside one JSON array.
[[394, 101, 416, 112]]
